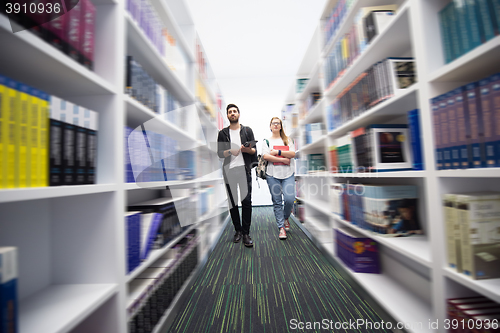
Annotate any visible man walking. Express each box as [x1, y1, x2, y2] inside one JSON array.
[[217, 104, 257, 247]]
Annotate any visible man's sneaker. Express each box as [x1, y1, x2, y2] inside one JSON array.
[[243, 234, 253, 247], [279, 227, 287, 239], [284, 218, 290, 231], [233, 231, 242, 243]]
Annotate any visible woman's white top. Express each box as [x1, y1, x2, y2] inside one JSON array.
[[262, 137, 295, 179]]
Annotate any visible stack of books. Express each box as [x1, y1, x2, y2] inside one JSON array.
[[447, 296, 500, 331], [439, 0, 500, 64], [335, 227, 380, 273], [326, 58, 417, 131], [332, 183, 422, 237], [432, 73, 500, 170], [304, 122, 325, 145], [443, 192, 500, 280]]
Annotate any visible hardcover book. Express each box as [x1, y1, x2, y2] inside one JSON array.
[[0, 247, 18, 333], [456, 192, 500, 280], [273, 145, 289, 165]]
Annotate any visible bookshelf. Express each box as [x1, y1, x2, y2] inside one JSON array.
[[286, 0, 500, 331], [0, 0, 227, 332]]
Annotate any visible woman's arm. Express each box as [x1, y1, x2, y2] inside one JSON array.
[[267, 149, 295, 159], [263, 154, 290, 164]]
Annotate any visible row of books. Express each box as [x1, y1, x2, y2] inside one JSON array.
[[305, 92, 322, 113], [296, 78, 309, 94], [126, 196, 197, 273], [329, 111, 423, 174], [126, 0, 188, 76], [128, 233, 198, 333], [331, 183, 422, 237], [432, 73, 500, 170], [0, 247, 17, 333], [0, 74, 98, 188], [9, 0, 96, 70], [124, 126, 196, 183], [125, 55, 187, 131], [335, 227, 380, 274], [326, 57, 417, 132], [439, 0, 500, 64], [324, 5, 399, 89], [443, 192, 500, 280], [303, 122, 325, 145], [322, 0, 355, 47], [447, 296, 500, 332]]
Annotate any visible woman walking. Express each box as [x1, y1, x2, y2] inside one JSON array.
[[262, 117, 296, 239]]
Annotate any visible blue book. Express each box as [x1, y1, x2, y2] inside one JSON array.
[[439, 4, 453, 63], [465, 0, 484, 49], [479, 78, 497, 167], [407, 109, 424, 170], [439, 94, 451, 169], [454, 87, 471, 168], [0, 247, 18, 333], [447, 91, 461, 169], [454, 0, 472, 54], [476, 0, 497, 42], [140, 212, 162, 260], [431, 96, 442, 170], [448, 2, 463, 60], [493, 0, 500, 31], [126, 212, 141, 273], [490, 73, 500, 167], [465, 82, 486, 168]]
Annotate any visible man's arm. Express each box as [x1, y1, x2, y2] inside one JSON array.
[[217, 131, 232, 158]]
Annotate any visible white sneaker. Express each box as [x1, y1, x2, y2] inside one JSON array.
[[279, 227, 287, 239]]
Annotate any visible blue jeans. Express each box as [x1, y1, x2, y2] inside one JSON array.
[[266, 175, 295, 229]]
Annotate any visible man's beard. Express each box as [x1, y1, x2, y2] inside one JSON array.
[[229, 117, 238, 124]]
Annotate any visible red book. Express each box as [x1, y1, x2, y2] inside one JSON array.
[[273, 145, 289, 165]]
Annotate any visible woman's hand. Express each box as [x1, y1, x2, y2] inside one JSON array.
[[282, 158, 291, 165], [269, 149, 279, 156]]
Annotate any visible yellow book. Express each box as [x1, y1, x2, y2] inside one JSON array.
[[341, 37, 349, 64], [29, 87, 41, 187], [39, 92, 49, 187], [18, 84, 31, 188], [0, 75, 6, 188], [6, 78, 19, 188]]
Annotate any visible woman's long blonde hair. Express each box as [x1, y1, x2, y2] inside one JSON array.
[[270, 117, 290, 146]]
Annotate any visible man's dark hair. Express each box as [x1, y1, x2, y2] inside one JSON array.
[[226, 104, 240, 114]]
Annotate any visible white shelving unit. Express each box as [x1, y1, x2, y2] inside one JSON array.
[[286, 0, 500, 331], [0, 0, 228, 332]]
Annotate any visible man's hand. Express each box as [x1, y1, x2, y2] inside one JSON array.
[[240, 145, 253, 154]]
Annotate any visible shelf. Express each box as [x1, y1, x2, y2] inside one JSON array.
[[443, 268, 500, 304], [437, 168, 500, 178], [336, 218, 431, 268], [293, 215, 432, 333], [299, 98, 325, 126], [19, 284, 118, 333], [301, 196, 432, 267], [334, 254, 432, 333], [0, 184, 117, 204], [301, 134, 328, 151], [125, 177, 222, 190], [324, 2, 412, 98], [126, 13, 194, 105], [0, 15, 115, 97], [429, 36, 500, 83], [125, 95, 196, 143], [297, 170, 427, 178], [196, 103, 218, 131], [297, 61, 321, 101], [327, 83, 419, 138]]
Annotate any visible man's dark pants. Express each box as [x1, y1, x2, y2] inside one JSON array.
[[224, 165, 252, 235]]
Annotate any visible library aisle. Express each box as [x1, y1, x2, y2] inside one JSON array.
[[166, 207, 393, 333]]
